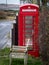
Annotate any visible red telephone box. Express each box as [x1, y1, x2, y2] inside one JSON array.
[[18, 4, 39, 57]]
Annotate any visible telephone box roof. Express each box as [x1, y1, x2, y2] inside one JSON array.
[[20, 4, 39, 8]]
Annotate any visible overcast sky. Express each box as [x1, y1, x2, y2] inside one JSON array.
[[0, 0, 20, 4]]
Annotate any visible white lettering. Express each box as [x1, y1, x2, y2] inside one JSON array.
[[22, 9, 36, 12]]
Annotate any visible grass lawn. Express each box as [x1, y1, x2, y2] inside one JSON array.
[[0, 48, 43, 65], [11, 57, 43, 65]]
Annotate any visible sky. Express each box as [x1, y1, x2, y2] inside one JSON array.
[[0, 0, 20, 4]]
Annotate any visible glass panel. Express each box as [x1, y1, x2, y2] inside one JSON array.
[[25, 29, 32, 33], [25, 38, 33, 48], [25, 16, 32, 19], [25, 25, 32, 28], [25, 20, 32, 24], [25, 34, 32, 38]]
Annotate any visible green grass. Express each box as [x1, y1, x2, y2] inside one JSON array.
[[11, 57, 43, 65], [0, 48, 43, 65], [0, 48, 10, 65], [0, 57, 9, 65], [0, 48, 10, 56], [0, 57, 43, 65]]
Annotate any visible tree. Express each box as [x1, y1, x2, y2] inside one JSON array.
[[37, 0, 40, 6], [41, 0, 47, 5]]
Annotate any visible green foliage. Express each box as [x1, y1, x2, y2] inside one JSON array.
[[41, 0, 47, 5], [0, 48, 10, 56]]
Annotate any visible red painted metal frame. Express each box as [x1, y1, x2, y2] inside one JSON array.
[[18, 4, 39, 57]]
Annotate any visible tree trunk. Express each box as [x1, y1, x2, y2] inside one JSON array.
[[39, 6, 48, 65]]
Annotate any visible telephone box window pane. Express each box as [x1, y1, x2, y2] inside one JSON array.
[[25, 16, 33, 24], [25, 16, 32, 19], [25, 29, 32, 33], [25, 20, 32, 24], [25, 25, 32, 28], [25, 34, 32, 38], [25, 38, 33, 47]]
